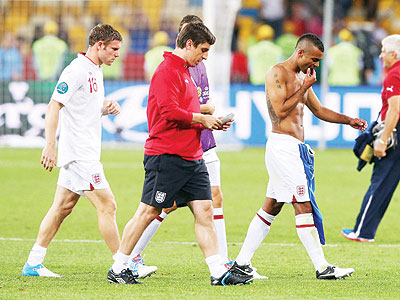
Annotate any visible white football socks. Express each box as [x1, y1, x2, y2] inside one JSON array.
[[295, 213, 328, 272], [27, 243, 47, 266], [236, 208, 275, 265], [205, 254, 226, 278], [112, 251, 131, 274], [130, 211, 168, 258], [213, 207, 229, 263]]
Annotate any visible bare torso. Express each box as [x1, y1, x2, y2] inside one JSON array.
[[266, 62, 310, 141]]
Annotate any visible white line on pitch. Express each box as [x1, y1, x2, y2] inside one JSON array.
[[1, 237, 399, 248]]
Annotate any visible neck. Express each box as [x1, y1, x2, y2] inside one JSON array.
[[285, 58, 300, 73], [172, 48, 188, 67], [85, 46, 101, 66]]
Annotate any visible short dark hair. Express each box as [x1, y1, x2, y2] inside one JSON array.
[[88, 24, 122, 46], [178, 15, 203, 32], [296, 33, 324, 52], [176, 22, 216, 48]]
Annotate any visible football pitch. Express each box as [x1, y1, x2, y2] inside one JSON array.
[[0, 147, 399, 300]]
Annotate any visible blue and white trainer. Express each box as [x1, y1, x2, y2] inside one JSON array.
[[341, 228, 375, 243], [129, 254, 157, 279], [22, 263, 61, 277]]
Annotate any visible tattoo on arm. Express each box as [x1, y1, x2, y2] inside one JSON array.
[[266, 94, 281, 128], [274, 74, 281, 89]]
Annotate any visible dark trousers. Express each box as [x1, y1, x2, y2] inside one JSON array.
[[353, 149, 400, 239]]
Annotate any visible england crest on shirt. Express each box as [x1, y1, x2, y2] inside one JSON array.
[[155, 191, 166, 203], [296, 185, 306, 197], [92, 173, 102, 185]]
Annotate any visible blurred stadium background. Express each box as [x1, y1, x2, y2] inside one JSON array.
[[0, 0, 399, 148]]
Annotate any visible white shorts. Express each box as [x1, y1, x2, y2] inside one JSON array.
[[203, 148, 221, 187], [265, 133, 312, 203], [57, 161, 110, 197]]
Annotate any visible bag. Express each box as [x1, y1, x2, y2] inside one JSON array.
[[353, 120, 378, 171], [372, 121, 398, 150], [353, 120, 398, 171]]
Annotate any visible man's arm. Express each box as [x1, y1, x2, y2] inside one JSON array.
[[374, 95, 400, 157], [305, 87, 367, 131], [41, 100, 63, 172], [266, 67, 315, 126]]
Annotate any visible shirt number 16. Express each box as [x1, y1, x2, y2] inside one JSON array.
[[88, 77, 98, 93]]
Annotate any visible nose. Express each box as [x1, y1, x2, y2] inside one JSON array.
[[115, 50, 120, 58], [202, 52, 209, 60], [314, 61, 320, 68], [379, 52, 383, 60]]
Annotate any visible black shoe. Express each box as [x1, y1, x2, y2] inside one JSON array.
[[107, 268, 141, 284], [230, 261, 253, 276], [316, 265, 355, 280], [211, 269, 253, 286]]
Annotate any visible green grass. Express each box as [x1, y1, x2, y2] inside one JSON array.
[[0, 147, 399, 299]]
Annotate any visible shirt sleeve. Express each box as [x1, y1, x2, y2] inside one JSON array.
[[385, 73, 400, 98], [51, 65, 83, 105], [153, 69, 193, 126]]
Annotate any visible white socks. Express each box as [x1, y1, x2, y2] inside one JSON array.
[[205, 254, 226, 278], [213, 207, 229, 263], [236, 208, 275, 265], [112, 251, 131, 274], [27, 243, 47, 266], [130, 211, 168, 258], [295, 213, 328, 272]]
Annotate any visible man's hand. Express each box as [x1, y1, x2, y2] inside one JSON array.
[[41, 143, 57, 172], [349, 118, 368, 132], [200, 101, 215, 115], [102, 100, 121, 115], [373, 138, 387, 157], [201, 115, 222, 130], [302, 68, 317, 89], [218, 116, 234, 131]]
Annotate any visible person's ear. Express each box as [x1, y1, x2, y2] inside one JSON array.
[[185, 39, 193, 50]]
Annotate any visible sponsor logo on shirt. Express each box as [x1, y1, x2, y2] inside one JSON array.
[[56, 82, 68, 94], [185, 79, 189, 84], [386, 85, 394, 92], [197, 86, 204, 103], [155, 191, 166, 203]]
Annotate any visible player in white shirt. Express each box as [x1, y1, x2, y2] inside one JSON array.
[[22, 24, 123, 277]]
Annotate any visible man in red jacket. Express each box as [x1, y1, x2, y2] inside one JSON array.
[[107, 22, 252, 286]]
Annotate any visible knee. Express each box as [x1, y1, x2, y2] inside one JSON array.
[[97, 196, 117, 216], [141, 205, 161, 223], [198, 201, 214, 221], [54, 201, 75, 219]]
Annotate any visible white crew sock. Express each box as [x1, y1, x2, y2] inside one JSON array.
[[205, 254, 226, 278], [112, 251, 131, 274], [295, 213, 329, 272], [27, 243, 47, 266], [236, 208, 275, 265], [130, 211, 168, 258], [213, 207, 229, 263]]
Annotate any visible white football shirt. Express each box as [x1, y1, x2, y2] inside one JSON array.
[[51, 53, 105, 167]]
